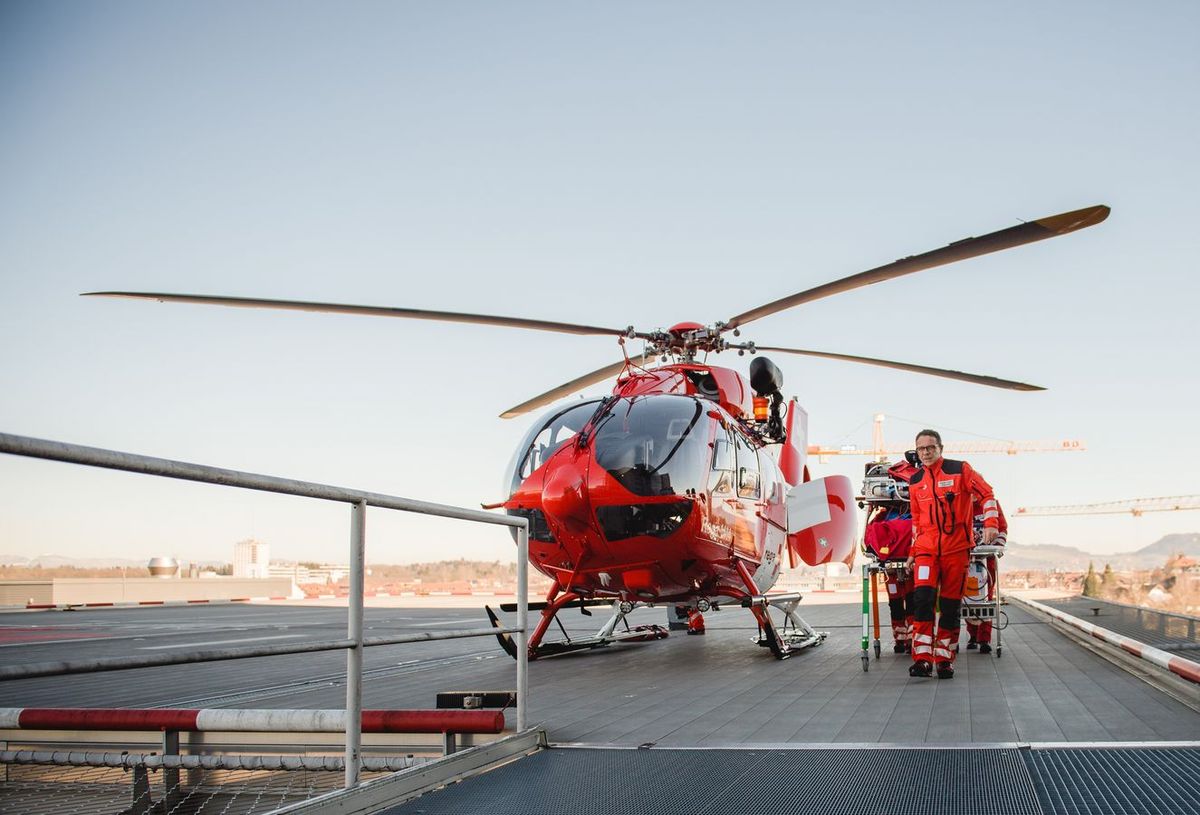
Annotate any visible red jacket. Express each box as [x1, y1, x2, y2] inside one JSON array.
[[909, 458, 997, 555]]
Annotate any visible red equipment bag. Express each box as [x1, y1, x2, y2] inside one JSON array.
[[887, 460, 918, 486], [864, 516, 912, 562]]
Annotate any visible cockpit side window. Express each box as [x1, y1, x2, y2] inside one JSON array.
[[735, 432, 761, 499], [710, 425, 735, 495], [711, 435, 735, 472]]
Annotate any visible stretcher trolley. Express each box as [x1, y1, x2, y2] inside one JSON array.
[[961, 543, 1008, 657], [857, 460, 916, 672]]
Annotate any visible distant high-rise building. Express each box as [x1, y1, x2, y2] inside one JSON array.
[[233, 539, 270, 579]]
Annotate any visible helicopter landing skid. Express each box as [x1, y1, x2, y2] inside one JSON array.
[[742, 592, 827, 660], [485, 600, 668, 660]]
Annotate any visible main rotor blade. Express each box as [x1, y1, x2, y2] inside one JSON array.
[[500, 354, 651, 419], [725, 204, 1110, 330], [754, 345, 1045, 391], [82, 292, 652, 339]]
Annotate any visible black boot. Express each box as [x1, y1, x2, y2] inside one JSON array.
[[979, 642, 992, 654], [909, 661, 933, 678], [893, 642, 907, 654], [936, 662, 955, 679]]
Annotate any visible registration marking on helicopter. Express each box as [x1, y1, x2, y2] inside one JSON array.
[[700, 516, 734, 544]]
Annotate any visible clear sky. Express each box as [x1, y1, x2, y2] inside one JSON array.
[[1, 2, 1197, 566]]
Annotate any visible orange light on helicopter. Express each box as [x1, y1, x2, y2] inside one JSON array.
[[753, 397, 769, 422]]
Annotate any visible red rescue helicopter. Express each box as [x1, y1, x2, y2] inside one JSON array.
[[86, 204, 1109, 660]]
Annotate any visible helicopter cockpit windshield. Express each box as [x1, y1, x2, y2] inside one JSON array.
[[592, 395, 708, 497], [507, 398, 603, 494]]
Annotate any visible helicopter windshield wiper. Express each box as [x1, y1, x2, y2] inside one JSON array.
[[645, 400, 704, 476]]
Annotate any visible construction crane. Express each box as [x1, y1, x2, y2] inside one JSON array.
[[808, 413, 1085, 460], [1015, 496, 1200, 517]]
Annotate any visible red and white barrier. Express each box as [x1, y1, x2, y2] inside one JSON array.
[[1016, 596, 1200, 686], [24, 598, 252, 610], [0, 707, 504, 734]]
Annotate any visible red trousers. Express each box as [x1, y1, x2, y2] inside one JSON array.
[[885, 569, 913, 644], [910, 549, 969, 666]]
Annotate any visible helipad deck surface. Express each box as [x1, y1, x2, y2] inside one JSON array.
[[1, 599, 1197, 745]]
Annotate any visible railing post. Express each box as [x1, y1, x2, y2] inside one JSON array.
[[516, 521, 529, 732], [162, 730, 181, 811], [345, 499, 366, 788], [131, 764, 152, 815]]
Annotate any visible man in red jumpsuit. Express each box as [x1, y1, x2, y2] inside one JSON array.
[[906, 429, 999, 679]]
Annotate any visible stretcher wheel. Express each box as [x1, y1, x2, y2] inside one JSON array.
[[861, 654, 869, 672], [996, 646, 1002, 658]]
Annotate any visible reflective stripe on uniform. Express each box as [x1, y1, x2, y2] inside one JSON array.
[[982, 510, 999, 519], [983, 499, 997, 509]]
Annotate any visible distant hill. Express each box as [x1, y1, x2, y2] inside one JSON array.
[[0, 553, 148, 568], [1001, 542, 1097, 572], [1003, 533, 1200, 572], [1105, 532, 1200, 571]]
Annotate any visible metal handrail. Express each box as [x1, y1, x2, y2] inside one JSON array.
[[0, 432, 530, 789], [0, 627, 523, 680]]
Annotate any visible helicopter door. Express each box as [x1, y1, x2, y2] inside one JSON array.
[[705, 427, 759, 557], [732, 432, 763, 558], [757, 454, 787, 583]]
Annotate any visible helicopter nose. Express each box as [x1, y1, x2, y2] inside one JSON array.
[[541, 462, 591, 535]]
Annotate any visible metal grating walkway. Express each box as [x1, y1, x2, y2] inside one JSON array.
[[379, 746, 1200, 815], [1026, 747, 1200, 815]]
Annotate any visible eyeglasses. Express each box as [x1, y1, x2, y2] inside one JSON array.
[[915, 445, 941, 454]]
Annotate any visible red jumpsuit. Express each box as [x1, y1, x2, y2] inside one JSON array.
[[908, 458, 998, 672], [865, 511, 914, 649], [965, 502, 1007, 647]]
